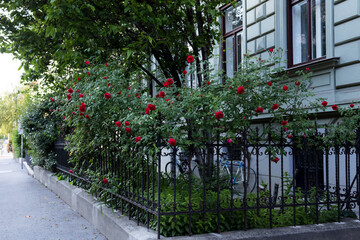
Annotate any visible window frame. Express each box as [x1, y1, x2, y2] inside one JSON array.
[[287, 0, 326, 68], [220, 2, 243, 77]]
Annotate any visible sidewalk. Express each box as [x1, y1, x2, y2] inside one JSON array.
[[0, 156, 107, 240]]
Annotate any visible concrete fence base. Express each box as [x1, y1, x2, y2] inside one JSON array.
[[33, 166, 360, 240]]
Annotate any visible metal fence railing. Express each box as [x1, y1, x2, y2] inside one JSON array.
[[54, 127, 360, 238]]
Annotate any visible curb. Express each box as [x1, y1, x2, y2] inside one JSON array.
[[33, 166, 360, 240], [15, 158, 34, 177]]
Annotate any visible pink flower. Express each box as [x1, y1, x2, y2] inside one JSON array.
[[322, 101, 328, 107], [104, 93, 111, 99], [115, 121, 121, 127], [187, 55, 194, 63], [68, 170, 73, 174], [287, 135, 292, 139], [283, 85, 289, 91], [168, 138, 176, 146], [135, 136, 141, 143], [215, 111, 224, 120], [227, 139, 232, 144], [237, 86, 245, 94], [104, 76, 107, 79]]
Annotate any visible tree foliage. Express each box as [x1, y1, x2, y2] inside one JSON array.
[[0, 0, 230, 90]]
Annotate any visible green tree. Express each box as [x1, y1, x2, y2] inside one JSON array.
[[0, 0, 230, 90]]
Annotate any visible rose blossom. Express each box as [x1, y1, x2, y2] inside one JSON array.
[[281, 121, 288, 126], [272, 104, 279, 110], [67, 95, 71, 100], [272, 157, 280, 163], [237, 86, 245, 94], [187, 55, 194, 63], [104, 93, 111, 99], [267, 81, 272, 86], [68, 88, 73, 94], [115, 121, 121, 127], [295, 81, 300, 86], [332, 104, 338, 111], [160, 91, 165, 98], [215, 111, 224, 120], [256, 107, 263, 113], [322, 101, 328, 107], [283, 85, 288, 91], [350, 104, 355, 108], [227, 139, 232, 144], [125, 121, 130, 126], [102, 178, 108, 184], [85, 115, 90, 119], [135, 136, 141, 143], [168, 138, 176, 146], [125, 127, 132, 133], [148, 104, 156, 111]]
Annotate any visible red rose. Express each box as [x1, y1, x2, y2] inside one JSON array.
[[306, 67, 310, 71], [125, 121, 130, 126], [332, 104, 338, 111], [269, 48, 274, 52], [272, 157, 280, 163], [118, 91, 121, 95], [104, 76, 107, 79], [104, 93, 111, 99], [322, 101, 328, 107], [79, 93, 84, 98], [125, 127, 132, 133], [68, 88, 73, 94], [67, 95, 71, 100], [85, 60, 90, 65], [88, 72, 91, 76], [135, 136, 141, 143], [267, 82, 272, 86], [272, 103, 279, 110], [68, 170, 73, 174], [237, 86, 245, 94], [256, 107, 263, 113], [77, 77, 81, 81], [207, 81, 210, 85], [187, 55, 194, 63], [148, 104, 156, 111], [287, 135, 292, 139], [350, 104, 355, 108], [85, 115, 90, 119], [168, 138, 176, 146], [50, 97, 55, 102], [145, 107, 150, 114], [102, 178, 108, 184], [79, 105, 86, 112], [215, 111, 224, 120], [281, 121, 288, 126], [155, 94, 160, 98], [160, 91, 165, 98], [76, 90, 80, 93], [105, 63, 108, 66], [79, 112, 83, 116], [183, 70, 187, 75], [283, 85, 288, 91], [115, 121, 121, 127], [295, 81, 300, 86]]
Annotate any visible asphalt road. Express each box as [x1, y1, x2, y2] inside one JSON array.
[[0, 153, 107, 240]]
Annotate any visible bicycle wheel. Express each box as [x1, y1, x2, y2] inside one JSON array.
[[165, 161, 178, 176], [232, 165, 257, 194]]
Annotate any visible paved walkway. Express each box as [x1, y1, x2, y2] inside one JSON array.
[[0, 155, 107, 240]]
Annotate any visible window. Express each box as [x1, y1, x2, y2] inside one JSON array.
[[288, 0, 326, 66], [221, 1, 243, 78]]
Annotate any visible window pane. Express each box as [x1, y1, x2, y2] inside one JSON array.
[[292, 1, 308, 64], [225, 36, 234, 78], [224, 2, 243, 33], [311, 0, 326, 59], [237, 33, 241, 69]]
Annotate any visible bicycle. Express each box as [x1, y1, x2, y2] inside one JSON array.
[[165, 152, 198, 177], [218, 158, 257, 195]]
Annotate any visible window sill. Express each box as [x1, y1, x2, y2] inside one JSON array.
[[287, 57, 340, 75]]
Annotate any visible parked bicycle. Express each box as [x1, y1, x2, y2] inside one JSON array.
[[165, 152, 198, 176], [218, 158, 257, 195]]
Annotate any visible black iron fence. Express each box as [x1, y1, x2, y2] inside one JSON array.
[[55, 127, 360, 238]]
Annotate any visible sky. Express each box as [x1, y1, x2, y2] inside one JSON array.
[[0, 53, 23, 96]]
